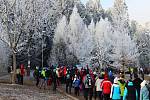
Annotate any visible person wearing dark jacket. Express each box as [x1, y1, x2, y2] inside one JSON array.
[[34, 67, 40, 87], [123, 80, 138, 100], [66, 69, 72, 94], [83, 73, 93, 100], [52, 68, 57, 92], [133, 74, 143, 100]]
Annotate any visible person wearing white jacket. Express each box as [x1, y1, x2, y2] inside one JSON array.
[[95, 75, 103, 100]]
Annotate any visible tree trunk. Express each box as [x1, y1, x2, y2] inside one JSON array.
[[12, 51, 16, 84]]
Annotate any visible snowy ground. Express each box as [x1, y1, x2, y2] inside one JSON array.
[[0, 83, 72, 100]]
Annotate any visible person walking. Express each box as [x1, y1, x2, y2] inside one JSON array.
[[110, 77, 121, 100], [123, 80, 138, 100], [39, 67, 47, 89], [73, 75, 80, 96], [34, 66, 40, 87], [20, 64, 25, 85], [66, 69, 72, 94], [83, 74, 93, 100], [140, 79, 150, 100], [133, 74, 143, 100], [95, 75, 103, 100], [16, 66, 20, 84], [100, 74, 112, 100], [118, 77, 126, 100], [52, 68, 57, 92]]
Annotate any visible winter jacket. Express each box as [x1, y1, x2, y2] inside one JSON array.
[[118, 80, 126, 96], [133, 78, 143, 98], [110, 84, 121, 100], [101, 78, 112, 94], [140, 85, 149, 100], [95, 78, 103, 91], [123, 81, 138, 100], [20, 64, 25, 76], [41, 69, 46, 78]]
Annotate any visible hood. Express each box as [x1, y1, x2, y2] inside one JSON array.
[[114, 77, 118, 84], [141, 80, 147, 89], [128, 81, 133, 86]]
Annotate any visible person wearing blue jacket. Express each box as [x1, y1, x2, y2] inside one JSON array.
[[123, 80, 138, 100], [110, 77, 121, 100], [140, 80, 150, 100], [73, 75, 80, 96]]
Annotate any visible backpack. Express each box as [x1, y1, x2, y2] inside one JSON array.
[[126, 85, 136, 100], [145, 84, 150, 99], [86, 76, 92, 86], [66, 74, 70, 79], [74, 79, 80, 87]]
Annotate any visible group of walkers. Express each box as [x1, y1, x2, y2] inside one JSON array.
[[33, 64, 150, 100], [8, 64, 25, 84]]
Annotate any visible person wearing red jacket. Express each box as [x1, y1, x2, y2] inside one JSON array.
[[100, 73, 112, 100], [20, 64, 25, 85]]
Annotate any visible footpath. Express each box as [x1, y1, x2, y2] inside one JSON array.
[[0, 72, 79, 100]]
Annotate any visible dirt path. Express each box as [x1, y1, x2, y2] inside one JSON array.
[[0, 83, 72, 100]]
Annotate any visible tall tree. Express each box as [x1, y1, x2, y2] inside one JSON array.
[[68, 5, 93, 65]]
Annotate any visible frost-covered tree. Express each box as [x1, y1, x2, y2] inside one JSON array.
[[107, 0, 139, 69], [67, 6, 93, 65], [49, 15, 68, 65], [110, 30, 139, 68], [111, 0, 130, 35], [135, 25, 150, 68], [0, 0, 29, 83], [86, 0, 104, 24], [91, 18, 114, 68]]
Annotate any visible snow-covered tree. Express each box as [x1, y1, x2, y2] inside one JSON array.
[[67, 6, 93, 65], [106, 0, 139, 69], [49, 15, 68, 65], [0, 0, 30, 83], [91, 18, 114, 68], [86, 0, 104, 24], [135, 24, 150, 68], [111, 0, 130, 34]]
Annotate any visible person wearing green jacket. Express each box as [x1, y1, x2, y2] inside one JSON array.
[[118, 78, 126, 100], [39, 67, 47, 89]]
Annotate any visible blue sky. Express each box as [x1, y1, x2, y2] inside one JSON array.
[[81, 0, 150, 24]]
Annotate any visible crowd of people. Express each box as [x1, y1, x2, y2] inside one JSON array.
[[32, 64, 150, 100], [7, 64, 149, 100]]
